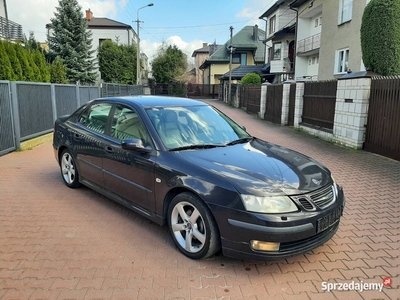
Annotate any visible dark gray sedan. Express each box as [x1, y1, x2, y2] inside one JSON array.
[[53, 96, 345, 260]]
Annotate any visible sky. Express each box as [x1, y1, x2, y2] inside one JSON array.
[[7, 0, 276, 65]]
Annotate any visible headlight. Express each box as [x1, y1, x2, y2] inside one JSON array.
[[241, 195, 298, 213]]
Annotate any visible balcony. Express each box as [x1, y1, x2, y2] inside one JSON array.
[[0, 16, 24, 41], [297, 33, 321, 55]]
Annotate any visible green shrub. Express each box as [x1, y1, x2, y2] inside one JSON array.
[[361, 0, 400, 75], [241, 73, 261, 85]]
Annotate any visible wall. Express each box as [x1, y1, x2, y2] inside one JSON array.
[[0, 0, 5, 18], [318, 0, 367, 80]]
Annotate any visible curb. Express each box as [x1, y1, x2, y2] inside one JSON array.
[[20, 133, 53, 151]]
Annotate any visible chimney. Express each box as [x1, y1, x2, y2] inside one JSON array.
[[203, 43, 207, 48], [85, 9, 93, 21], [253, 24, 259, 41]]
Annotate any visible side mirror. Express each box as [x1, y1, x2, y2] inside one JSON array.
[[121, 138, 152, 153]]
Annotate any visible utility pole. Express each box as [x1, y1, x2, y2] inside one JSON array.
[[228, 26, 234, 104]]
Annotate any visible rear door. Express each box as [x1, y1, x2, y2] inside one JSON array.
[[73, 103, 113, 188]]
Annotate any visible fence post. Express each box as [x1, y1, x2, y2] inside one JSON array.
[[294, 82, 305, 128], [281, 83, 291, 125], [259, 83, 269, 119], [50, 84, 57, 122], [10, 82, 21, 149], [333, 77, 371, 149], [75, 84, 80, 108]]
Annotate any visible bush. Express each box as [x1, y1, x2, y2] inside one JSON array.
[[241, 73, 261, 85], [361, 0, 400, 75]]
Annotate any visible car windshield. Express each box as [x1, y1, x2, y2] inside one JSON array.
[[146, 105, 251, 149]]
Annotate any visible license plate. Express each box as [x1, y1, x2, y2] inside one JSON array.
[[317, 206, 343, 233]]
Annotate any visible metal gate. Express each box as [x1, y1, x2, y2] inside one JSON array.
[[264, 84, 283, 124], [240, 85, 261, 114], [0, 82, 16, 155], [364, 77, 400, 161], [302, 80, 337, 131]]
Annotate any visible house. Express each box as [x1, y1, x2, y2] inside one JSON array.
[[290, 0, 371, 80], [259, 0, 297, 83], [199, 25, 266, 84], [85, 9, 139, 82], [191, 42, 221, 84], [0, 0, 23, 41]]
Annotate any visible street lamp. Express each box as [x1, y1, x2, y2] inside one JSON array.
[[135, 3, 154, 86]]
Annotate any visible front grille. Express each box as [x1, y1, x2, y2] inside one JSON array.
[[291, 184, 336, 210], [311, 185, 335, 208], [298, 198, 314, 210]]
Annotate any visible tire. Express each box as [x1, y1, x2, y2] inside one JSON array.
[[168, 192, 220, 259], [60, 149, 81, 188]]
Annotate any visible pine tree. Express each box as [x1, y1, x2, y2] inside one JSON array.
[[0, 40, 14, 80], [48, 0, 97, 84]]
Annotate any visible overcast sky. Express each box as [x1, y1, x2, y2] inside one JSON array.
[[7, 0, 276, 63]]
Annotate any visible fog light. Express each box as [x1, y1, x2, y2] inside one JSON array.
[[250, 240, 280, 251]]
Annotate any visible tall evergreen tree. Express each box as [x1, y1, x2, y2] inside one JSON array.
[[4, 42, 23, 81], [33, 50, 51, 82], [0, 40, 14, 80], [48, 0, 97, 84], [15, 43, 34, 81]]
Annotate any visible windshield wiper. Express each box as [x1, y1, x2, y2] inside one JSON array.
[[169, 144, 226, 151], [225, 136, 254, 146]]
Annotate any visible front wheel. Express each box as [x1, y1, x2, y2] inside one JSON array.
[[168, 192, 220, 259], [60, 149, 81, 188]]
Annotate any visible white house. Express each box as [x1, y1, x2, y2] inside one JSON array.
[[85, 9, 139, 82]]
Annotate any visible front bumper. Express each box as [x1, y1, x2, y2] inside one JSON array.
[[210, 186, 345, 261]]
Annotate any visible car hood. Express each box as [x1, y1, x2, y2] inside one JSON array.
[[178, 138, 331, 195]]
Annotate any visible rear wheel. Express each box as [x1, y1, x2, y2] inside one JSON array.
[[60, 149, 81, 188], [168, 192, 220, 259]]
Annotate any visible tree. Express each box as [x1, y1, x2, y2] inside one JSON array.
[[241, 73, 261, 85], [49, 57, 68, 83], [48, 0, 97, 84], [33, 50, 51, 82], [98, 40, 138, 84], [361, 0, 400, 75], [4, 42, 23, 81], [151, 44, 187, 83], [0, 40, 14, 80], [15, 43, 35, 81]]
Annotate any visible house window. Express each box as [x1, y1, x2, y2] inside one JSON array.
[[232, 53, 247, 65], [338, 0, 353, 24], [335, 48, 349, 74], [273, 43, 281, 60], [241, 53, 247, 65], [269, 16, 276, 34], [232, 53, 240, 64]]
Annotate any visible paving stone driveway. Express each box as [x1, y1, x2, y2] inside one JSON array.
[[0, 99, 399, 300]]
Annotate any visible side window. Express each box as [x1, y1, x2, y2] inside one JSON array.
[[79, 103, 112, 134], [111, 105, 148, 144]]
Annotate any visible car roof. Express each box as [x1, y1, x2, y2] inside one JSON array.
[[96, 95, 208, 108]]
